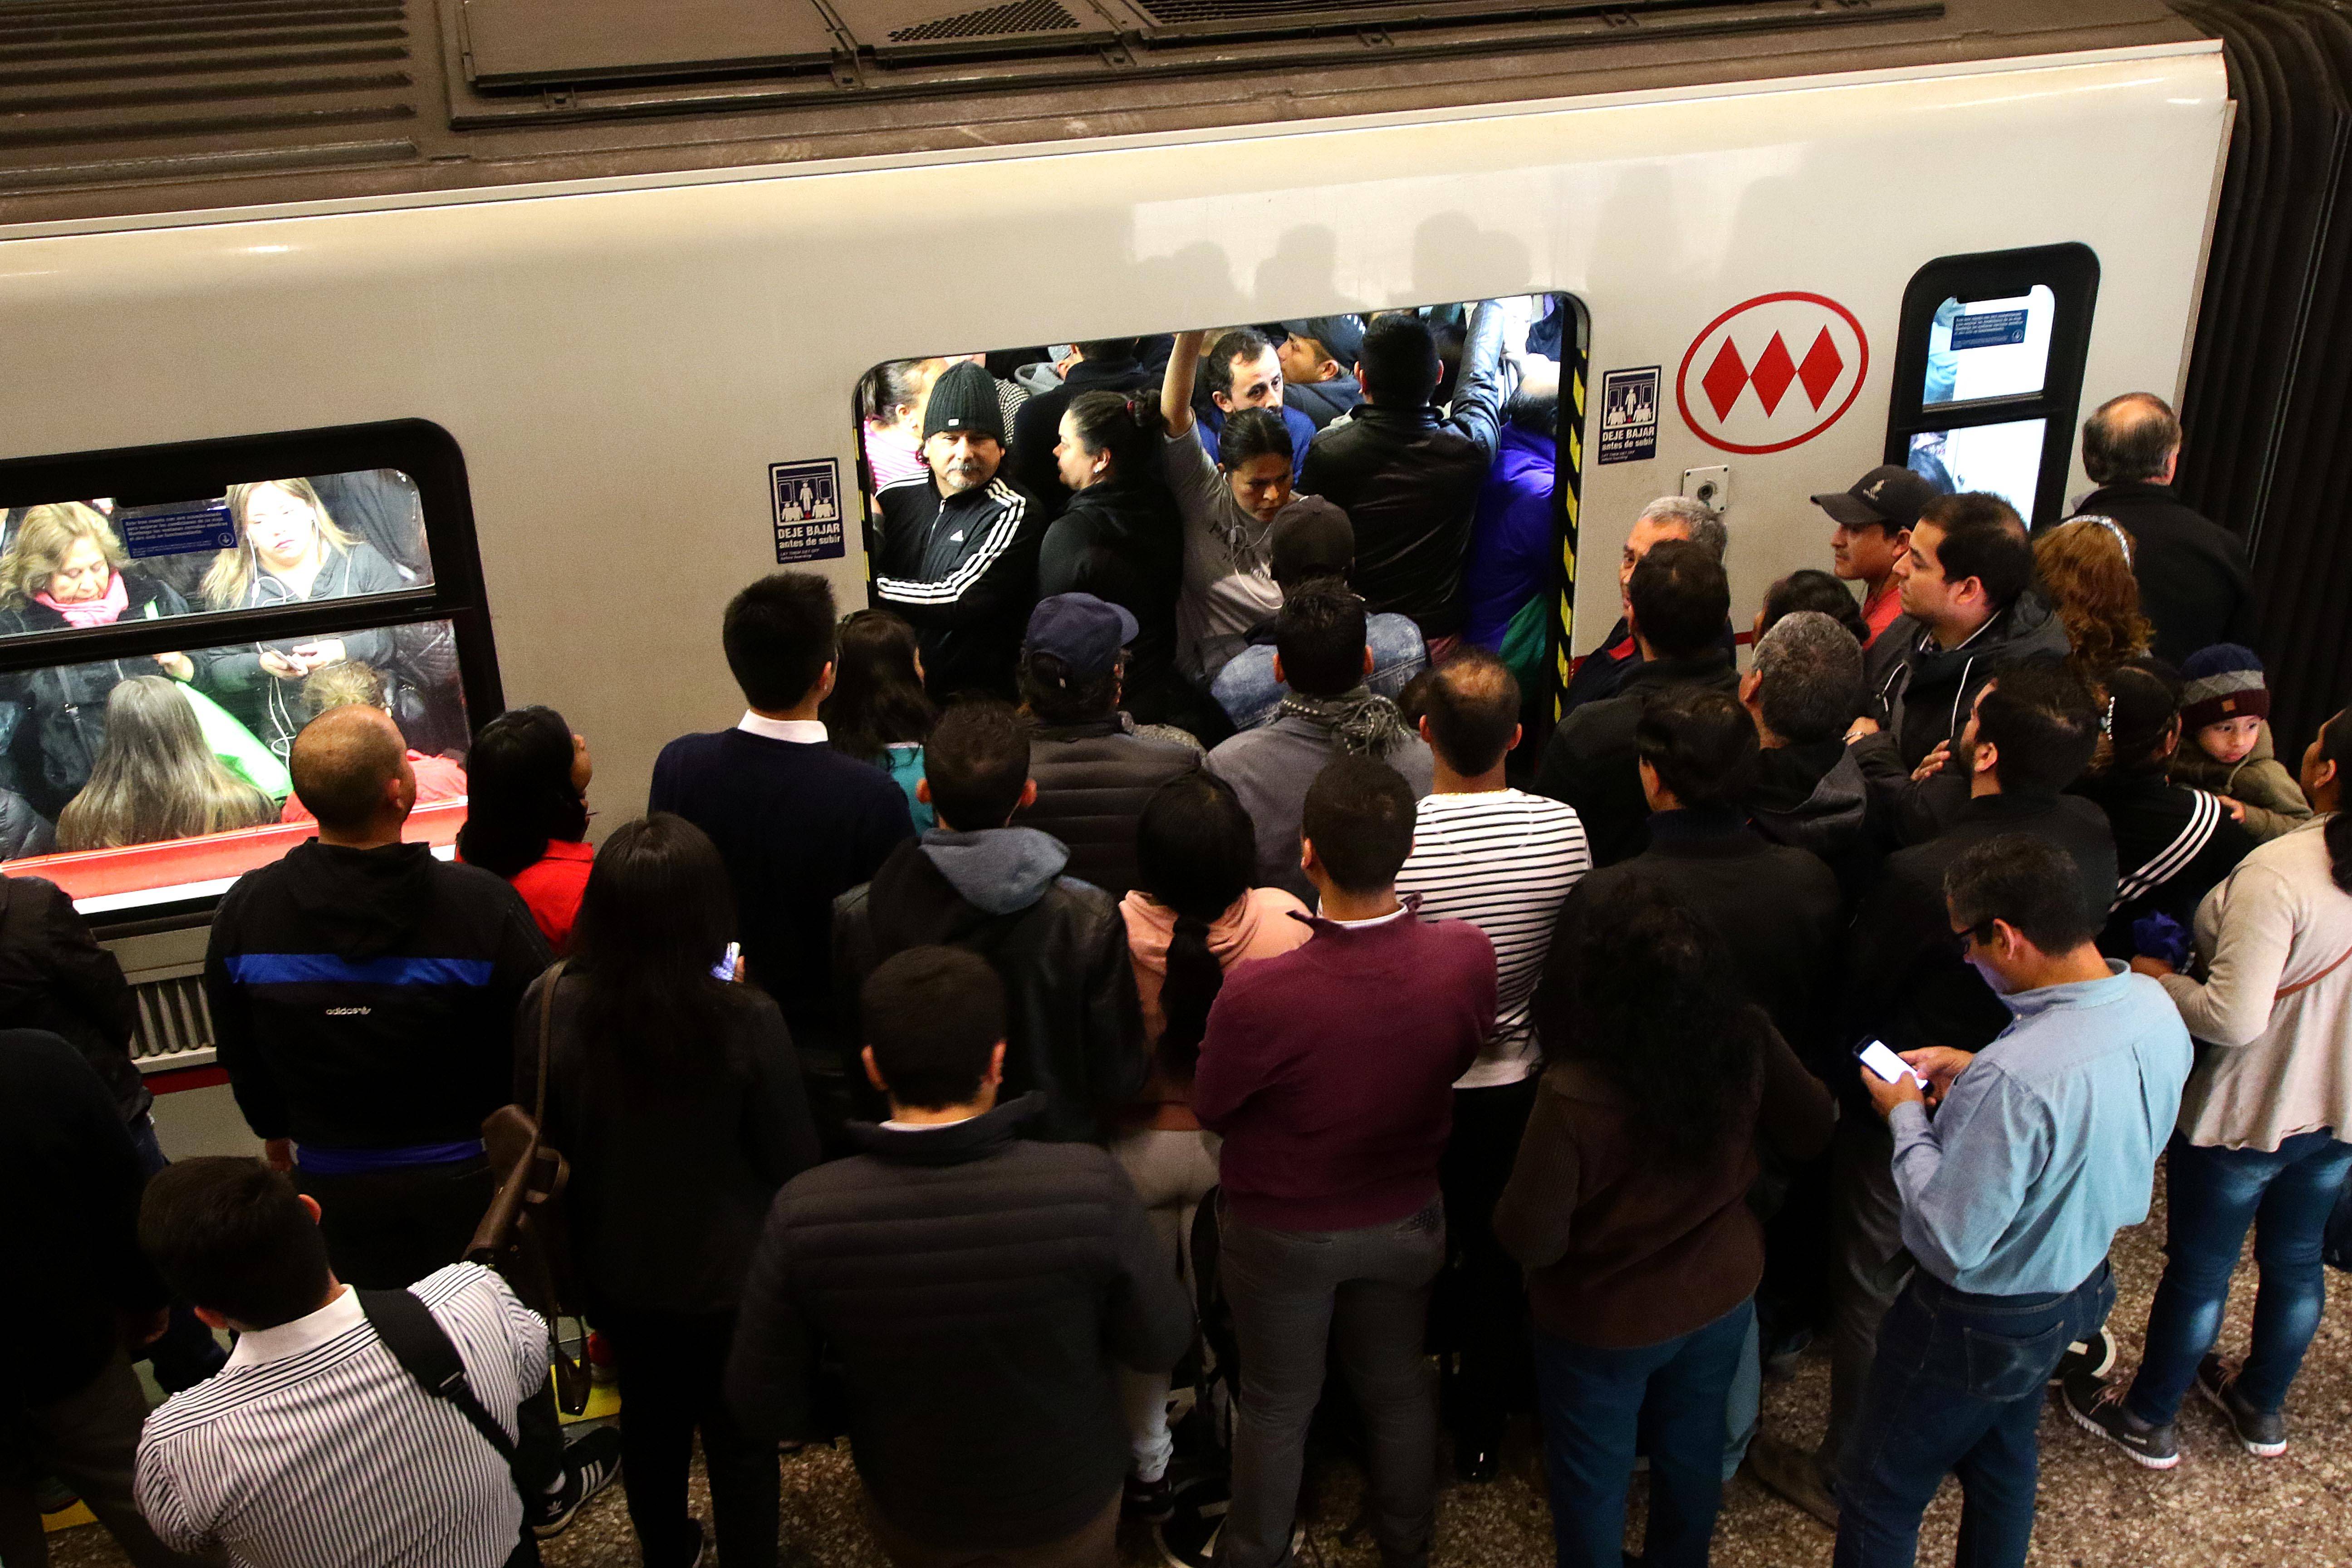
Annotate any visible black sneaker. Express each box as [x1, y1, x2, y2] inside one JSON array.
[[2048, 1326, 2119, 1385], [2196, 1354, 2287, 1456], [1125, 1470, 1176, 1525], [2061, 1371, 2178, 1470], [1154, 1473, 1301, 1568], [532, 1424, 624, 1538]]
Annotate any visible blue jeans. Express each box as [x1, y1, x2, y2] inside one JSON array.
[[2126, 1129, 2352, 1425], [1835, 1264, 2113, 1568], [1532, 1297, 1753, 1568]]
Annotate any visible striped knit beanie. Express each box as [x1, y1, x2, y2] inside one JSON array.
[[2179, 643, 2269, 731]]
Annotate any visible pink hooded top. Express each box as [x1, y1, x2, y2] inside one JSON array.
[[1118, 885, 1312, 1132]]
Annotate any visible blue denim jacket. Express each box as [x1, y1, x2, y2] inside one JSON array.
[[1210, 613, 1429, 733]]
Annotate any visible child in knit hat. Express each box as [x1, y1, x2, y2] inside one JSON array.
[[2169, 644, 2315, 840]]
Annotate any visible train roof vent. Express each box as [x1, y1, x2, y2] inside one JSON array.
[[0, 0, 420, 185]]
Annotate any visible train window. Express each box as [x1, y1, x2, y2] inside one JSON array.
[[1886, 245, 2099, 529], [849, 296, 1581, 740], [0, 422, 499, 917]]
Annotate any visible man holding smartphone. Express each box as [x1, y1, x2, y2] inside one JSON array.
[[1832, 833, 2189, 1568]]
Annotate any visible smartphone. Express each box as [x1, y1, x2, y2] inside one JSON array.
[[710, 941, 740, 982], [1857, 1039, 1926, 1089]]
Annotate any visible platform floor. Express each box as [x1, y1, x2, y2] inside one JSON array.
[[46, 1161, 2352, 1567]]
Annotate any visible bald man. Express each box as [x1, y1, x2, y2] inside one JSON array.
[[205, 703, 551, 1289], [2070, 392, 2256, 664]]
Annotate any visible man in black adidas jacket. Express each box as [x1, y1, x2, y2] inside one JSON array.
[[727, 947, 1189, 1561], [833, 700, 1144, 1143], [874, 359, 1042, 701], [206, 704, 549, 1289]]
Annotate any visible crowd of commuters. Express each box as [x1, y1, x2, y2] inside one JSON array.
[[7, 368, 2349, 1568], [0, 472, 468, 861]]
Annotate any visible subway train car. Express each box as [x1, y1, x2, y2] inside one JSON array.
[[0, 0, 2288, 1088]]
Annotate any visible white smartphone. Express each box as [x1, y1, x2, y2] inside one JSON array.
[[1857, 1039, 1927, 1089], [710, 941, 740, 982]]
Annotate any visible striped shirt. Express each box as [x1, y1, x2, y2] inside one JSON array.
[[1396, 789, 1591, 1088], [137, 1263, 548, 1568]]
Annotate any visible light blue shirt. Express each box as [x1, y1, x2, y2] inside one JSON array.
[[1890, 963, 2191, 1296]]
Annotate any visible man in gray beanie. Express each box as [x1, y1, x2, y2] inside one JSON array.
[[874, 359, 1041, 701]]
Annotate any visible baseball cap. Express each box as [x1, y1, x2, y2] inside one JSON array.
[[1811, 465, 1936, 533], [1024, 593, 1137, 680], [1271, 505, 1356, 588], [1280, 315, 1366, 372]]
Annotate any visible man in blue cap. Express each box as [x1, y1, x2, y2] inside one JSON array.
[[1018, 594, 1201, 900], [1277, 316, 1365, 429]]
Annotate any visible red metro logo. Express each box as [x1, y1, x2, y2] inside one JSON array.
[[1676, 292, 1870, 455]]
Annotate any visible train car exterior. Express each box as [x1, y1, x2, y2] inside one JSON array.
[[0, 42, 2231, 851]]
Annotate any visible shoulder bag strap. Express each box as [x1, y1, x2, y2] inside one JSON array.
[[356, 1287, 522, 1479], [534, 957, 568, 1125], [2277, 943, 2352, 1003]]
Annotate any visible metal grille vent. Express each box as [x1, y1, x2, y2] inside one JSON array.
[[888, 0, 1078, 43], [131, 973, 216, 1068], [1128, 0, 1428, 23], [0, 0, 417, 167]]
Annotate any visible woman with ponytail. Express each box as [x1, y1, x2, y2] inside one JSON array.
[[1039, 388, 1194, 730], [1111, 771, 1310, 1512], [2090, 702, 2352, 1459]]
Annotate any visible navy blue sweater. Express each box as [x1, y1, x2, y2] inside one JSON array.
[[650, 729, 914, 1057]]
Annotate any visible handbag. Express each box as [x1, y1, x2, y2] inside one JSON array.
[[467, 958, 593, 1415]]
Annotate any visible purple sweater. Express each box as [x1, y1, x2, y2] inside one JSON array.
[[1194, 908, 1494, 1230]]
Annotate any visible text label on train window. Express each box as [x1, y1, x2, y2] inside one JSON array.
[[1676, 293, 1870, 456]]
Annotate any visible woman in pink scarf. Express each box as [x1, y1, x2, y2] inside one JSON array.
[[0, 502, 203, 821], [1112, 771, 1312, 1519]]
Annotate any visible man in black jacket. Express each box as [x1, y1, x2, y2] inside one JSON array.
[[1741, 611, 1882, 900], [1751, 661, 2115, 1527], [0, 1029, 201, 1568], [0, 872, 226, 1393], [1556, 495, 1727, 720], [1539, 688, 1844, 1077], [2070, 392, 2257, 664], [1299, 303, 1513, 648], [1010, 338, 1157, 520], [1533, 539, 1736, 866], [1015, 594, 1199, 899], [206, 704, 550, 1288], [873, 360, 1042, 700], [1860, 493, 2070, 778], [834, 699, 1145, 1142], [727, 947, 1189, 1562]]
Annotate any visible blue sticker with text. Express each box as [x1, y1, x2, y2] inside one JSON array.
[[769, 460, 844, 564], [113, 500, 236, 559], [1950, 309, 2028, 351]]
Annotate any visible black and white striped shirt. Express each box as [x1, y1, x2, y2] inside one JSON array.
[[1396, 789, 1591, 1088], [137, 1263, 548, 1568]]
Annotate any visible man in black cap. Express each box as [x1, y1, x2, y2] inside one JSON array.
[[1016, 593, 1201, 899], [1811, 465, 1936, 651], [872, 359, 1041, 701], [1277, 315, 1365, 429], [1209, 507, 1430, 733]]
